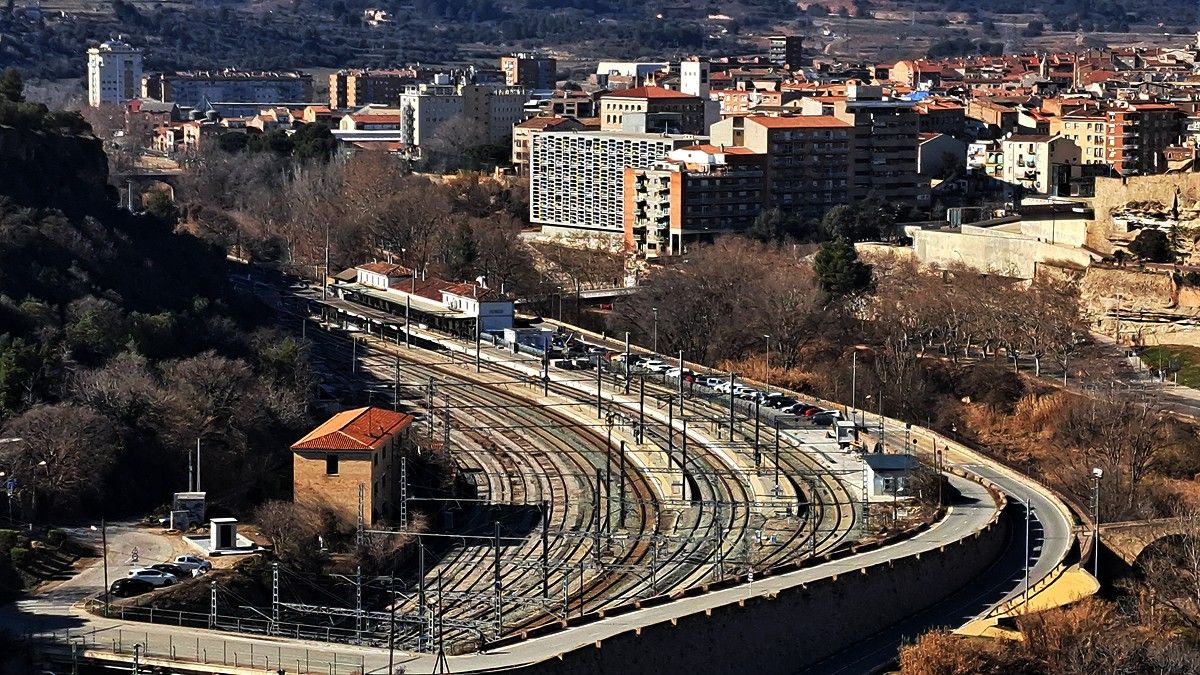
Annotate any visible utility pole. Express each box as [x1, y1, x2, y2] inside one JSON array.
[[355, 565, 363, 645], [667, 395, 675, 466], [851, 350, 857, 426], [595, 360, 602, 418], [619, 441, 627, 528], [188, 441, 194, 492], [677, 350, 685, 417], [728, 372, 736, 439], [388, 572, 397, 674], [351, 335, 357, 373], [681, 417, 688, 501], [638, 376, 645, 444], [405, 295, 411, 349], [624, 332, 631, 395], [394, 357, 401, 412], [418, 538, 427, 652], [494, 520, 502, 638], [209, 580, 217, 628], [1024, 498, 1032, 609], [271, 562, 279, 635], [541, 501, 549, 599], [356, 482, 365, 549], [400, 456, 408, 530], [773, 418, 781, 497], [594, 469, 602, 566], [1092, 468, 1103, 580], [475, 316, 481, 373], [754, 399, 761, 467]]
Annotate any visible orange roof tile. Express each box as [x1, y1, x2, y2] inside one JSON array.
[[747, 115, 852, 129], [292, 407, 413, 452], [604, 86, 698, 100], [358, 262, 411, 276]]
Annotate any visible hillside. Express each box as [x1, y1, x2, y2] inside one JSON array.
[[3, 0, 1197, 81]]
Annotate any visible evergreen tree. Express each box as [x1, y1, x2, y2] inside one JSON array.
[[813, 236, 873, 297], [445, 221, 478, 280]]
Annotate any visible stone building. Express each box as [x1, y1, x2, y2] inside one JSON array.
[[291, 407, 414, 527]]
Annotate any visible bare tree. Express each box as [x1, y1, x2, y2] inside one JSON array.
[[0, 403, 121, 510]]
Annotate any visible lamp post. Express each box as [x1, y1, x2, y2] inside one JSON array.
[[763, 334, 772, 393], [1091, 467, 1103, 581], [651, 307, 659, 356], [90, 520, 109, 615]]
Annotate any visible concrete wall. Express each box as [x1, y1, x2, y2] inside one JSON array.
[[913, 226, 1094, 278], [501, 513, 1011, 675]]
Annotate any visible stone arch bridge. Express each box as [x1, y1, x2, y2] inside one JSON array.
[[1100, 518, 1189, 566]]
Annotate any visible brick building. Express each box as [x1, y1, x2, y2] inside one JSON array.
[[599, 86, 707, 135], [623, 144, 767, 256], [500, 53, 558, 89], [291, 407, 414, 527]]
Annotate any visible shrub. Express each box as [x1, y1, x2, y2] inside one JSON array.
[[45, 528, 66, 547], [0, 530, 16, 553], [9, 546, 31, 568]]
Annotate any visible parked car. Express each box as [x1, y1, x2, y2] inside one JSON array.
[[782, 403, 818, 416], [644, 361, 671, 373], [712, 381, 732, 393], [109, 578, 155, 598], [737, 389, 760, 400], [127, 569, 177, 587], [700, 376, 725, 388], [150, 563, 192, 579], [767, 397, 797, 409], [811, 410, 844, 426]]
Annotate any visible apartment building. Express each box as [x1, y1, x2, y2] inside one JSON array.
[[329, 69, 421, 109], [530, 130, 707, 238], [767, 35, 805, 70], [511, 116, 597, 175], [524, 88, 597, 118], [1106, 103, 1186, 175], [599, 86, 708, 135], [87, 39, 143, 107], [1054, 110, 1107, 164], [830, 84, 923, 205], [623, 145, 767, 256], [142, 70, 313, 108], [500, 53, 557, 89], [1000, 134, 1081, 195], [396, 82, 528, 147], [710, 115, 853, 214]]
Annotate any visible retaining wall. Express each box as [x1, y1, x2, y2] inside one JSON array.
[[496, 508, 1011, 675]]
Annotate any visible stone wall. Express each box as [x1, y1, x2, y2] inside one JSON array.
[[496, 510, 1011, 675], [1090, 174, 1200, 252], [1078, 265, 1200, 345], [912, 226, 1094, 279]]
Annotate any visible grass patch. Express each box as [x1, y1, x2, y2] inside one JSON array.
[[1139, 344, 1200, 388]]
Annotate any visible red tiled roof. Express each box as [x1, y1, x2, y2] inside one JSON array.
[[516, 116, 579, 130], [604, 86, 697, 100], [358, 262, 410, 276], [292, 407, 413, 452], [349, 114, 403, 124], [747, 115, 852, 129]]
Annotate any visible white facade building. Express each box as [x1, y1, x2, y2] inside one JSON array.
[[87, 39, 143, 107], [529, 130, 706, 238], [397, 83, 529, 147]]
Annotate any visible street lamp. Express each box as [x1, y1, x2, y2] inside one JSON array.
[[650, 307, 659, 355], [90, 520, 109, 615], [763, 334, 772, 393]]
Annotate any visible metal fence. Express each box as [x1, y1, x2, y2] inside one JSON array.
[[30, 624, 377, 674]]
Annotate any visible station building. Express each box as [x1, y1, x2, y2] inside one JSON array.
[[323, 262, 514, 339]]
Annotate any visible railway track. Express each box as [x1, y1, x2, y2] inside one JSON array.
[[248, 278, 852, 653]]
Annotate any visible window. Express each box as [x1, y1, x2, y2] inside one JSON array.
[[326, 454, 339, 475]]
